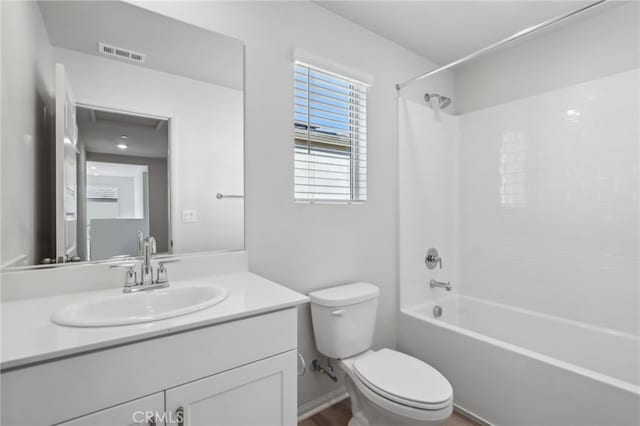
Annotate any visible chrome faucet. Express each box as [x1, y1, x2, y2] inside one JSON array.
[[430, 279, 452, 291], [141, 236, 156, 285], [111, 234, 179, 293]]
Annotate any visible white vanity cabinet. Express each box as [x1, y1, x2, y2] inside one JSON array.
[[1, 308, 299, 426]]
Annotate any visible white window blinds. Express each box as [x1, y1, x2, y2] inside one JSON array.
[[87, 185, 119, 201], [294, 62, 367, 202]]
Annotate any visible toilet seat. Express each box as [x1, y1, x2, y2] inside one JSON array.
[[352, 349, 453, 411]]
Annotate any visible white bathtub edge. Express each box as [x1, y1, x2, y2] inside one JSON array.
[[401, 306, 640, 396]]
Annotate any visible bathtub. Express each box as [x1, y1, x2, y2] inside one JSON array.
[[398, 295, 640, 426]]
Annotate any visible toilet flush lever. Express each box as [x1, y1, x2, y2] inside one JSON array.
[[331, 309, 345, 316], [425, 248, 442, 269]]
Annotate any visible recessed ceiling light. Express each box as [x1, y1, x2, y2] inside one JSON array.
[[120, 135, 128, 139], [117, 143, 128, 150]]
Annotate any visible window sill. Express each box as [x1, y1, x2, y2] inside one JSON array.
[[295, 199, 366, 205]]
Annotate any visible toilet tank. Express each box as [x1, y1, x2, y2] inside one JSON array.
[[309, 282, 379, 359]]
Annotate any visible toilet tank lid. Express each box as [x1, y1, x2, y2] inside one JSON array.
[[309, 282, 379, 307]]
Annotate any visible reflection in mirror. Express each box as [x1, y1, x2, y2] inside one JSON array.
[[78, 107, 169, 261], [1, 1, 244, 269]]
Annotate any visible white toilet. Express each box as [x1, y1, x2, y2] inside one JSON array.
[[309, 282, 453, 426]]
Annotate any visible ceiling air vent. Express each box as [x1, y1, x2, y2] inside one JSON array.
[[98, 42, 146, 64]]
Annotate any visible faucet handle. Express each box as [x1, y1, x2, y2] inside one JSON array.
[[110, 263, 137, 288], [156, 264, 168, 284], [156, 259, 179, 284], [425, 248, 442, 270]]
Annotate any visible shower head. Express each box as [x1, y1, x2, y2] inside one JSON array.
[[424, 93, 452, 110]]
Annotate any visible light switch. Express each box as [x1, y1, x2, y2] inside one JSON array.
[[182, 209, 197, 223]]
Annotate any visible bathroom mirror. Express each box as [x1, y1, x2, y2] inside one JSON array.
[[1, 1, 244, 268]]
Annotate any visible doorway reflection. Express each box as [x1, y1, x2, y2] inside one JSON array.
[[76, 107, 169, 261]]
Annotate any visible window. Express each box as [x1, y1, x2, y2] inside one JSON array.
[[294, 61, 367, 202], [86, 185, 119, 202]]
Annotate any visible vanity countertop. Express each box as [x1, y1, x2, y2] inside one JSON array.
[[1, 272, 309, 370]]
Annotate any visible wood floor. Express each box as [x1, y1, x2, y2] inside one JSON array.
[[299, 399, 480, 426]]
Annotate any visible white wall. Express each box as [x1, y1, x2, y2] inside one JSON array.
[[458, 69, 639, 334], [0, 1, 54, 266], [454, 2, 640, 114], [131, 0, 453, 410], [52, 47, 244, 254]]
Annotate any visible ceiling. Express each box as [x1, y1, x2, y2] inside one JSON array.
[[86, 162, 148, 179], [316, 1, 597, 65], [39, 1, 243, 89], [77, 107, 168, 159], [87, 109, 164, 129]]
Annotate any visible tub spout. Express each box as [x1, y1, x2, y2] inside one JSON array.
[[430, 279, 452, 291]]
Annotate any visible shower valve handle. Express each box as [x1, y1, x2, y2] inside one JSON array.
[[425, 248, 442, 270]]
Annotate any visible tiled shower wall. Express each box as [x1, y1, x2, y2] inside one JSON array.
[[458, 70, 639, 334]]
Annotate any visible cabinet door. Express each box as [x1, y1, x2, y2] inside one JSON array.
[[57, 392, 164, 426], [165, 350, 297, 426]]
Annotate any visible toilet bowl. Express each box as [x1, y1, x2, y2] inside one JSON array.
[[309, 283, 453, 426], [340, 349, 453, 426]]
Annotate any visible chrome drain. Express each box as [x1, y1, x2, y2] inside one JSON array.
[[433, 305, 443, 318]]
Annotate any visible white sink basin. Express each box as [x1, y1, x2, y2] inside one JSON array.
[[52, 283, 228, 327]]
